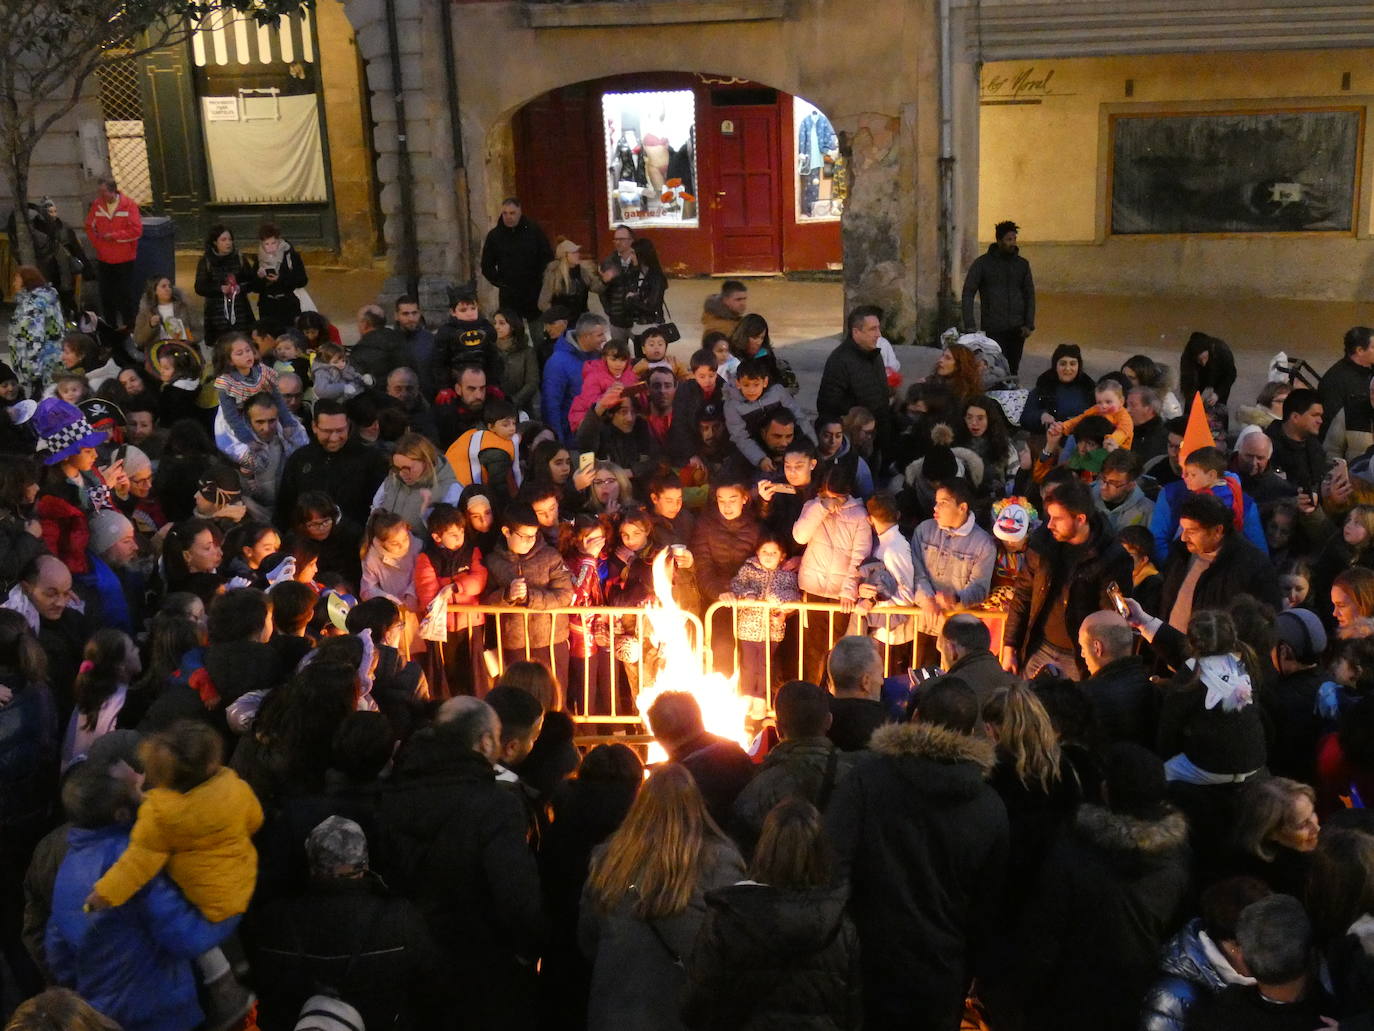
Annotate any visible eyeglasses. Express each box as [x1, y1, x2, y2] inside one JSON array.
[[1100, 478, 1132, 489], [305, 517, 334, 531], [509, 528, 538, 541], [592, 478, 617, 488]]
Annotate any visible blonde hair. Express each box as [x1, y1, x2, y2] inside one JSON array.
[[1234, 777, 1316, 863], [5, 989, 121, 1031], [390, 431, 440, 489], [983, 682, 1062, 793], [585, 764, 722, 919], [586, 462, 632, 515]]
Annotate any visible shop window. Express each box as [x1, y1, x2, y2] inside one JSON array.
[[603, 89, 698, 228], [794, 98, 841, 222], [191, 8, 328, 205]]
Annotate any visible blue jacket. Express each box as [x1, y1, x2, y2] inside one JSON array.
[[1139, 918, 1235, 1031], [1148, 476, 1267, 564], [541, 331, 598, 444], [47, 824, 232, 1031]]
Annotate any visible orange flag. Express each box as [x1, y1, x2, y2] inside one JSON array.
[[1180, 392, 1214, 463]]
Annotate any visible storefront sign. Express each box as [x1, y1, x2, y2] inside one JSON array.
[[204, 97, 240, 122]]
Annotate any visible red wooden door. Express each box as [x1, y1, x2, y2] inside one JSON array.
[[709, 105, 781, 273], [513, 86, 597, 254]]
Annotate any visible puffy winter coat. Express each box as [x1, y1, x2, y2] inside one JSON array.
[[92, 766, 263, 920], [825, 721, 1008, 1027], [47, 824, 231, 1031], [1140, 918, 1249, 1031], [684, 882, 862, 1031], [911, 513, 996, 634], [961, 243, 1035, 334], [730, 737, 856, 853], [816, 338, 892, 448], [794, 497, 872, 601], [691, 505, 764, 600], [570, 356, 642, 433], [480, 215, 554, 317], [724, 381, 812, 469], [1020, 369, 1096, 432], [481, 539, 574, 649], [542, 331, 600, 443], [194, 248, 256, 338], [0, 674, 59, 833], [414, 542, 486, 632], [1002, 803, 1191, 1031], [727, 557, 799, 642]]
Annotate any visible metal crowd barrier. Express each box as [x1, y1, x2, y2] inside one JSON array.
[[444, 603, 706, 730], [446, 599, 1008, 729]]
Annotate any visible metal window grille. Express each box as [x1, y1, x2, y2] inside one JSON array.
[[97, 57, 154, 207]]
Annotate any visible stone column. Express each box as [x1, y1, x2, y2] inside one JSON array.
[[345, 0, 463, 318]]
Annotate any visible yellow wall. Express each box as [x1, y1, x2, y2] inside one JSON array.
[[978, 49, 1374, 299], [316, 0, 378, 267]]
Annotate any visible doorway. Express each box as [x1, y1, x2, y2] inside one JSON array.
[[708, 103, 782, 274]]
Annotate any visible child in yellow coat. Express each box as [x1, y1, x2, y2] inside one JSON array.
[[87, 720, 262, 919], [85, 719, 262, 1022]]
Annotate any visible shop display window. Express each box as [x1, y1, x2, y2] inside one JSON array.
[[603, 89, 698, 228], [794, 97, 842, 221]]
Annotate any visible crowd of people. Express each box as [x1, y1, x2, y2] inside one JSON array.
[[0, 200, 1373, 1031]]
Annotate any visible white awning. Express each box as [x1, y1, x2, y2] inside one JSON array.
[[190, 6, 315, 67]]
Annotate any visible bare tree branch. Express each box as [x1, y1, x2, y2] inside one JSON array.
[[2, 0, 308, 263]]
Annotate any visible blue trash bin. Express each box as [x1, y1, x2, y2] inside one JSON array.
[[134, 215, 177, 289]]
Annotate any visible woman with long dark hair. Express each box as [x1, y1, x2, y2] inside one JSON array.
[[194, 224, 255, 338], [493, 308, 541, 413], [625, 238, 667, 331], [580, 764, 745, 1031], [160, 517, 224, 596], [61, 628, 141, 767]]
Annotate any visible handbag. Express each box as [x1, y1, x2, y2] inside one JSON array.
[[656, 301, 680, 345]]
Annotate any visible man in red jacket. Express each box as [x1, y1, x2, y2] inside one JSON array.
[[83, 177, 143, 332]]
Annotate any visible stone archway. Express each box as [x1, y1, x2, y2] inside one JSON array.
[[341, 0, 942, 342]]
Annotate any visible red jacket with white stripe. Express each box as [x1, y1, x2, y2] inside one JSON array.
[[84, 194, 143, 264]]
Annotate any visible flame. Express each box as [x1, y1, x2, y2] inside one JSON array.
[[636, 550, 749, 762]]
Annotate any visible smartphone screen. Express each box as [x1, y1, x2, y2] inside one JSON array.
[[578, 452, 595, 475]]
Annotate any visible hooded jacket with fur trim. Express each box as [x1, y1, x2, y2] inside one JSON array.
[[825, 721, 1008, 1027], [997, 802, 1191, 1031]]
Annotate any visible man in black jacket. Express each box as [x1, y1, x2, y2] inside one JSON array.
[[275, 400, 388, 527], [1264, 388, 1327, 493], [1002, 480, 1132, 680], [479, 198, 553, 320], [377, 697, 546, 1029], [1158, 493, 1282, 631], [1127, 386, 1169, 465], [350, 305, 412, 385], [1078, 610, 1156, 748], [244, 816, 440, 1031], [826, 679, 1008, 1031], [1317, 325, 1374, 441], [647, 691, 754, 830], [960, 220, 1035, 374], [817, 305, 893, 468]]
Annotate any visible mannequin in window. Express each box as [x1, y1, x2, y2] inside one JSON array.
[[798, 108, 838, 214], [615, 131, 646, 187], [642, 110, 672, 194]]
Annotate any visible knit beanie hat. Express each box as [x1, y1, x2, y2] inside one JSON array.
[[120, 444, 152, 478], [89, 509, 134, 557], [1104, 742, 1169, 818], [24, 397, 108, 465]]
